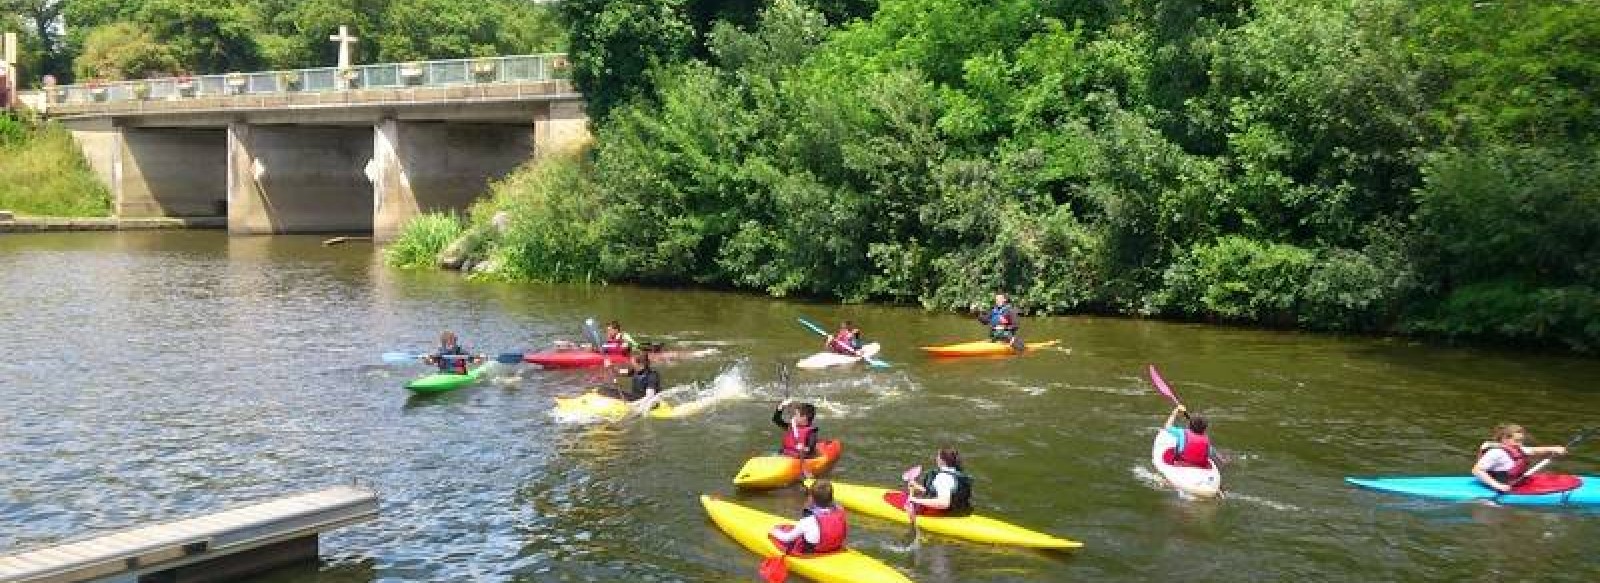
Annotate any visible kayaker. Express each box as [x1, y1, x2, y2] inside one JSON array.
[[1472, 423, 1567, 493], [905, 447, 974, 516], [773, 399, 819, 459], [599, 320, 639, 355], [974, 293, 1019, 344], [423, 331, 477, 374], [825, 321, 864, 355], [606, 352, 660, 403], [1162, 405, 1212, 468], [769, 479, 848, 555]]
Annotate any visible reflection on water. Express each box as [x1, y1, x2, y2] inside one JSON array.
[[2, 232, 1599, 582]]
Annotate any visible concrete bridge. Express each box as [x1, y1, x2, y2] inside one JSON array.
[[39, 55, 587, 241]]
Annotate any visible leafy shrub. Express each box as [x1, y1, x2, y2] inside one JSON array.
[[385, 212, 465, 269]]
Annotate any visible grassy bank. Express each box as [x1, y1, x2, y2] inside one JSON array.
[[0, 112, 110, 217]]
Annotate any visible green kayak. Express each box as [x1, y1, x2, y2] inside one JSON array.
[[405, 363, 490, 393]]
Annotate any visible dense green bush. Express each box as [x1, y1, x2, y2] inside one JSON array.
[[384, 212, 465, 270], [442, 0, 1600, 353]]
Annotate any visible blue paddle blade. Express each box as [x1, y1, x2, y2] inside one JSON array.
[[382, 352, 422, 363], [495, 352, 524, 364], [796, 317, 828, 337], [866, 357, 891, 369]]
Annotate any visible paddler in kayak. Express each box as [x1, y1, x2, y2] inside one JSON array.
[[973, 293, 1020, 346], [773, 399, 820, 459], [904, 447, 974, 516], [603, 352, 661, 403], [1472, 423, 1567, 493], [599, 320, 639, 356], [1162, 405, 1213, 467], [423, 331, 480, 374], [768, 479, 849, 555], [825, 321, 865, 356]]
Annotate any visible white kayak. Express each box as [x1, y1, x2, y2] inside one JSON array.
[[796, 342, 881, 369], [1151, 428, 1221, 498]]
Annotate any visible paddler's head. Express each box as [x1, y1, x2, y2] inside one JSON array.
[[806, 479, 834, 507], [439, 331, 458, 348], [794, 403, 815, 426], [994, 293, 1009, 306], [936, 447, 962, 471], [1494, 423, 1527, 445], [1188, 414, 1208, 435]]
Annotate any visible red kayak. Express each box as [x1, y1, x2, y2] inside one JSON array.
[[523, 350, 633, 369]]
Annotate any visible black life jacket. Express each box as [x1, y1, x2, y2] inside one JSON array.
[[920, 468, 973, 515]]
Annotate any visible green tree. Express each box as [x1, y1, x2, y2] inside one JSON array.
[[137, 0, 261, 73], [561, 0, 697, 120], [73, 21, 180, 80]]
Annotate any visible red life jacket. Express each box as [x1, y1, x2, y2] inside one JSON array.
[[1485, 443, 1529, 481], [600, 332, 630, 355], [781, 424, 816, 458], [829, 331, 856, 354], [1178, 430, 1211, 467], [809, 506, 848, 554]]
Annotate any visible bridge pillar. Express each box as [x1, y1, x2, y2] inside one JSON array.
[[534, 100, 590, 156], [371, 118, 533, 242], [228, 123, 373, 234]]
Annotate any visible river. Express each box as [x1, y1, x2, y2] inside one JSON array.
[[2, 231, 1597, 582]]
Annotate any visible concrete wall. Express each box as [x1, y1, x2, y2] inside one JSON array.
[[67, 118, 119, 195], [535, 100, 590, 156], [372, 119, 533, 241], [230, 123, 373, 234], [119, 128, 226, 217]]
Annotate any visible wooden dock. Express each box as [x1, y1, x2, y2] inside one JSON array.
[[0, 485, 378, 583]]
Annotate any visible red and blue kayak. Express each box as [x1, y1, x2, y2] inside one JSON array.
[[1345, 475, 1600, 506]]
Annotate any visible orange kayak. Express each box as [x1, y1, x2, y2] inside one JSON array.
[[920, 339, 1060, 357], [732, 440, 843, 489]]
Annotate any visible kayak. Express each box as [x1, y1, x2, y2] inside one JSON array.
[[523, 350, 632, 369], [733, 440, 843, 489], [553, 391, 676, 420], [699, 495, 913, 583], [1152, 428, 1222, 498], [919, 339, 1060, 357], [1345, 475, 1600, 506], [796, 343, 881, 369], [405, 363, 490, 393], [829, 481, 1082, 550]]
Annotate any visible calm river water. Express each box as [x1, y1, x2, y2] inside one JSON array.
[[2, 231, 1598, 582]]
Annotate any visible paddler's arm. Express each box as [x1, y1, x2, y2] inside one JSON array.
[[1527, 445, 1569, 457], [1164, 406, 1185, 429], [773, 399, 791, 428], [1471, 454, 1511, 492]]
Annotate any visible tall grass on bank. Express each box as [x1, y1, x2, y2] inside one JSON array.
[[0, 113, 111, 217], [385, 212, 466, 269]]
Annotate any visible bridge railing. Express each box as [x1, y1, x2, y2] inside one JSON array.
[[47, 54, 569, 106]]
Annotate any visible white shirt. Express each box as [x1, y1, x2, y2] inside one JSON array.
[[770, 515, 821, 545], [1477, 447, 1517, 473], [930, 472, 957, 499]]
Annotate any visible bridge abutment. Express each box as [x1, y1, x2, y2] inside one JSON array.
[[372, 119, 533, 241]]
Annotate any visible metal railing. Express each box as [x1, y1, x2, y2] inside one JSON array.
[[45, 54, 570, 106]]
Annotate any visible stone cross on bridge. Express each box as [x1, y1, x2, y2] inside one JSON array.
[[330, 26, 359, 69]]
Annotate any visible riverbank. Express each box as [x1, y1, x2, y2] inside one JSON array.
[[0, 111, 111, 217], [0, 215, 225, 232]]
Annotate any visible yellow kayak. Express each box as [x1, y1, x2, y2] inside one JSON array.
[[830, 481, 1081, 550], [699, 495, 913, 583], [919, 339, 1060, 357], [552, 392, 676, 420], [733, 440, 843, 489]]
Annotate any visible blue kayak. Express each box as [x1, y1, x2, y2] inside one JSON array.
[[1345, 475, 1600, 506]]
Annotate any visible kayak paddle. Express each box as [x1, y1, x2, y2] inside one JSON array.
[[759, 537, 801, 583], [796, 317, 890, 368], [383, 352, 482, 364], [1148, 364, 1228, 467], [495, 352, 524, 364], [583, 317, 604, 350], [901, 465, 923, 550]]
